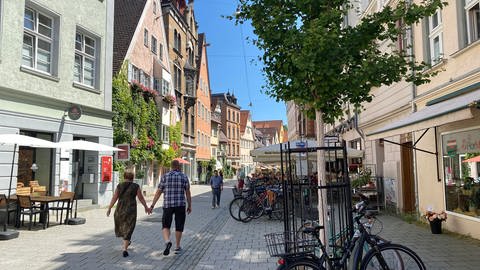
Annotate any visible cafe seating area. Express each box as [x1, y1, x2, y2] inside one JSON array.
[[2, 183, 76, 231]]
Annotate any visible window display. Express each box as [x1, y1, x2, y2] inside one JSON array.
[[442, 128, 480, 218]]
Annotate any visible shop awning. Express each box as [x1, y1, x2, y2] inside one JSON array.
[[366, 89, 480, 141]]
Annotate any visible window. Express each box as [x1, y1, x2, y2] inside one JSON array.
[[197, 101, 201, 116], [141, 72, 151, 88], [159, 43, 163, 60], [162, 79, 170, 95], [173, 30, 181, 53], [153, 0, 157, 14], [151, 36, 157, 54], [161, 124, 169, 143], [466, 1, 480, 44], [197, 131, 200, 145], [174, 65, 181, 91], [153, 78, 161, 92], [174, 30, 178, 50], [22, 7, 54, 74], [132, 65, 139, 82], [428, 10, 443, 64], [74, 32, 97, 87], [442, 128, 480, 219], [144, 29, 149, 47]]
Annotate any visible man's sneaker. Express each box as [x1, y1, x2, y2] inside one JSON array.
[[174, 247, 183, 254], [163, 242, 172, 256], [211, 206, 215, 209]]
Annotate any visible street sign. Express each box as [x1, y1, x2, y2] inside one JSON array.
[[67, 104, 82, 120], [116, 144, 130, 161], [296, 141, 306, 148]]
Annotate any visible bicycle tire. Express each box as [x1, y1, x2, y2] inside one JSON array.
[[229, 197, 244, 221], [238, 201, 253, 223], [271, 196, 285, 220], [360, 243, 426, 270], [242, 198, 264, 219], [280, 257, 323, 270]]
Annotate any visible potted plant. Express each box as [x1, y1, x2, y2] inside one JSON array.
[[351, 168, 372, 190], [424, 210, 447, 234]]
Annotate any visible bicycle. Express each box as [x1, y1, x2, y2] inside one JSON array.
[[265, 200, 425, 270], [238, 185, 284, 222]]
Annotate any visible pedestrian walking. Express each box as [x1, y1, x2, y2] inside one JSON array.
[[210, 170, 223, 208], [149, 160, 192, 256], [107, 171, 150, 257]]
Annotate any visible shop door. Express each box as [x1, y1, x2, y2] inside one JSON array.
[[72, 149, 85, 199], [401, 142, 415, 213]]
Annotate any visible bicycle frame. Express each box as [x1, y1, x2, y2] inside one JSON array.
[[279, 202, 386, 270]]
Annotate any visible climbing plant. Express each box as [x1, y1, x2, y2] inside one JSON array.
[[112, 62, 163, 166]]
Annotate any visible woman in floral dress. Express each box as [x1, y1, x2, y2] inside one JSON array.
[[107, 171, 150, 257]]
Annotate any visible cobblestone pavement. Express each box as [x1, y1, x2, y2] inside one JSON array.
[[1, 181, 480, 270]]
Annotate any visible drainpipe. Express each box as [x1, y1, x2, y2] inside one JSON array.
[[407, 0, 421, 216]]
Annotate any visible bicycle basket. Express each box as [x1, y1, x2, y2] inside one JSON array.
[[264, 231, 317, 257]]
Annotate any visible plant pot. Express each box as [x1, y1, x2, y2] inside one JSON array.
[[429, 219, 442, 234]]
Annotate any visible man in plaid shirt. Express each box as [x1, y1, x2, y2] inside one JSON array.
[[149, 160, 192, 255]]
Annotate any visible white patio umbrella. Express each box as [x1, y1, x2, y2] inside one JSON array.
[[0, 134, 58, 237], [56, 140, 124, 152], [251, 139, 364, 162]]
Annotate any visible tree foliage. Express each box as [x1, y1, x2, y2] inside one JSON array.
[[233, 0, 446, 123]]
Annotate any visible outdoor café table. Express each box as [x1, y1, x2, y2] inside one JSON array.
[[10, 195, 71, 228]]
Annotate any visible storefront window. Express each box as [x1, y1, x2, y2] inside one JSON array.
[[442, 128, 480, 218]]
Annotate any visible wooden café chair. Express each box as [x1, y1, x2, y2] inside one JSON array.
[[16, 187, 31, 196], [50, 191, 75, 224], [29, 180, 40, 187], [17, 195, 48, 230], [16, 182, 25, 188], [32, 186, 47, 196]]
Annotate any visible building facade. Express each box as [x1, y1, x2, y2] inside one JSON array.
[[211, 93, 241, 171], [210, 104, 222, 173], [161, 0, 198, 181], [113, 0, 173, 187], [286, 101, 316, 141], [0, 0, 114, 205], [195, 33, 211, 182], [351, 0, 480, 239], [240, 110, 255, 176]]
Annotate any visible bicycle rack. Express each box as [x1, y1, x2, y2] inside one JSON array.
[[280, 137, 354, 262]]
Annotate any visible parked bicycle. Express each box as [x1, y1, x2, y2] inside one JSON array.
[[265, 200, 425, 270], [229, 182, 284, 222]]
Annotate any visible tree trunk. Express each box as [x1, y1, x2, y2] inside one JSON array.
[[315, 110, 327, 246]]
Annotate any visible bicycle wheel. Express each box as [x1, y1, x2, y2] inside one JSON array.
[[360, 243, 425, 270], [229, 197, 244, 221], [238, 200, 254, 223], [280, 258, 322, 270], [271, 196, 284, 220]]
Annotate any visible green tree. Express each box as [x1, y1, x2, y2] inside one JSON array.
[[234, 0, 446, 240]]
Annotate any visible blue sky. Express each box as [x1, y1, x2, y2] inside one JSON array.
[[195, 0, 287, 123]]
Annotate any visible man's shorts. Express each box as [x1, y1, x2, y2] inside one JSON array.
[[162, 206, 186, 232]]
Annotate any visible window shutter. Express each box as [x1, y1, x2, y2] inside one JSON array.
[[127, 63, 132, 82], [422, 18, 431, 64]]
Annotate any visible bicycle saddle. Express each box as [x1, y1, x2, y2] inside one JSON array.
[[302, 224, 324, 234]]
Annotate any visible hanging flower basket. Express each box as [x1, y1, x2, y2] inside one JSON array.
[[130, 80, 158, 98], [163, 94, 176, 106]]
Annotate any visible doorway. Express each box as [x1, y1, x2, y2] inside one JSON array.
[[401, 142, 415, 213], [17, 131, 53, 193]]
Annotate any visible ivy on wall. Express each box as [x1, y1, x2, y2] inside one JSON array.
[[111, 61, 185, 174], [112, 62, 174, 168]]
